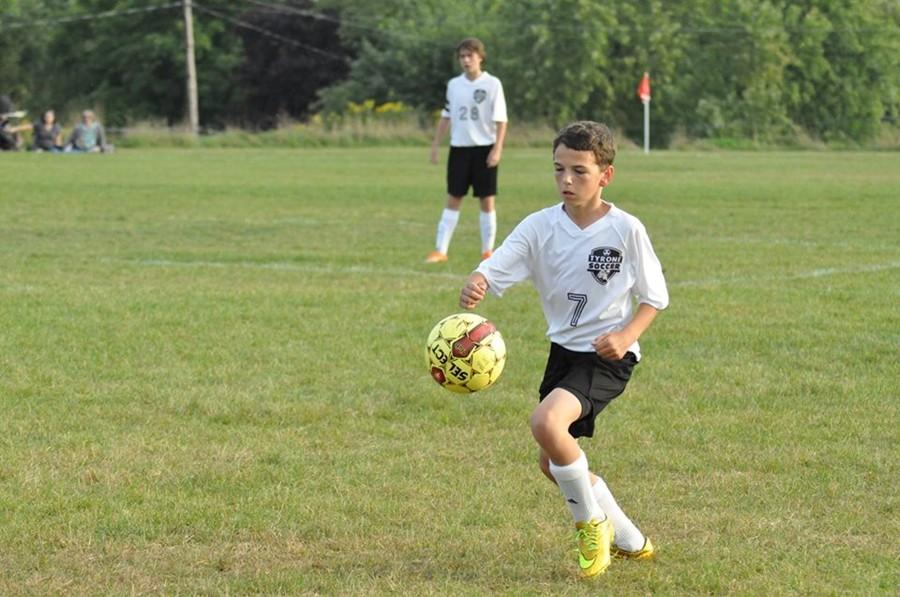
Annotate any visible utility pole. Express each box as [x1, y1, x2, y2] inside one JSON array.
[[183, 0, 199, 135]]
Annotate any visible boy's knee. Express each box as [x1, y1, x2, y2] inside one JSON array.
[[530, 408, 561, 442]]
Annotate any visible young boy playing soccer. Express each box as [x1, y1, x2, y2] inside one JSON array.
[[425, 37, 508, 264], [459, 121, 669, 578]]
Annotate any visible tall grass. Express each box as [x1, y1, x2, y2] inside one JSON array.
[[110, 118, 563, 150], [113, 119, 433, 149]]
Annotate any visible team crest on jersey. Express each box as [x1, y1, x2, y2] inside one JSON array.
[[473, 89, 487, 104], [588, 247, 623, 285]]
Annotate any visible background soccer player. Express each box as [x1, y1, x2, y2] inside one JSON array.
[[426, 37, 508, 264]]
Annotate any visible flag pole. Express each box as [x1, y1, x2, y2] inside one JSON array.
[[643, 99, 650, 154], [637, 72, 651, 154]]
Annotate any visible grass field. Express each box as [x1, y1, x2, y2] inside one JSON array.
[[0, 147, 897, 595]]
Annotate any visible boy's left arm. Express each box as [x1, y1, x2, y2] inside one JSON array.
[[592, 303, 659, 360], [487, 121, 507, 167]]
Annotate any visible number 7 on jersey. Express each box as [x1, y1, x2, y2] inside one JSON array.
[[567, 293, 588, 327]]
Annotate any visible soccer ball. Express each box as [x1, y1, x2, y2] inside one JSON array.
[[425, 313, 507, 393]]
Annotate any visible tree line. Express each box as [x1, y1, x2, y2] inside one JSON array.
[[1, 0, 896, 145]]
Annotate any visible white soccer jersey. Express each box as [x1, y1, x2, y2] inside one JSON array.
[[475, 203, 669, 357], [441, 72, 508, 147]]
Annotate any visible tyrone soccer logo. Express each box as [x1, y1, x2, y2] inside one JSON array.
[[473, 89, 487, 103], [588, 247, 623, 285]]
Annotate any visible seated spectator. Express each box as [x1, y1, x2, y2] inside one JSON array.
[[31, 110, 63, 152], [66, 110, 107, 153], [0, 96, 27, 151], [0, 116, 21, 151]]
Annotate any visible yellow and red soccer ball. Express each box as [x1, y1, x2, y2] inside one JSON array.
[[425, 313, 506, 393]]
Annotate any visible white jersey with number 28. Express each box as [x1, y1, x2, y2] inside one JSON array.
[[475, 203, 669, 358], [442, 72, 507, 147]]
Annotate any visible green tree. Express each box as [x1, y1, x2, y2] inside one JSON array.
[[491, 0, 614, 126], [234, 2, 351, 129], [0, 0, 55, 114], [781, 0, 899, 142], [600, 0, 686, 146], [5, 0, 896, 143], [38, 0, 242, 127], [318, 0, 494, 118], [668, 0, 792, 142]]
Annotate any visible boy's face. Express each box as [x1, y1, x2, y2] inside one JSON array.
[[458, 49, 483, 76], [553, 143, 614, 207]]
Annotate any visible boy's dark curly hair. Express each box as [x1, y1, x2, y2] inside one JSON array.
[[553, 121, 616, 167]]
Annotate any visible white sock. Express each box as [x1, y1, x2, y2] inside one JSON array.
[[549, 451, 605, 523], [435, 208, 459, 255], [592, 476, 645, 550], [479, 210, 496, 253]]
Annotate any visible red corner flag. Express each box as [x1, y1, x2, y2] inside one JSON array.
[[637, 72, 651, 103]]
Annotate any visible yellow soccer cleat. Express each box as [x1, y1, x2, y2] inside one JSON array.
[[611, 537, 655, 560], [575, 518, 614, 579], [424, 250, 448, 263]]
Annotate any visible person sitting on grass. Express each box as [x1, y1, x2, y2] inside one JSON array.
[[0, 96, 28, 151], [66, 110, 107, 153], [0, 116, 24, 151], [31, 109, 63, 152]]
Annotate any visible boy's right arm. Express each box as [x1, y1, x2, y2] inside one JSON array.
[[430, 117, 450, 164], [459, 272, 489, 310]]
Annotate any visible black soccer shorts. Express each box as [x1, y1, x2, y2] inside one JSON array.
[[538, 342, 638, 438], [447, 145, 498, 198]]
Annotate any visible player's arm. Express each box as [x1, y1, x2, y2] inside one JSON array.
[[430, 117, 450, 164], [592, 303, 659, 360], [487, 121, 507, 167], [459, 272, 489, 310]]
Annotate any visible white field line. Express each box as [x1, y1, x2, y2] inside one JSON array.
[[127, 258, 900, 288], [670, 261, 900, 288], [698, 236, 898, 249], [702, 236, 823, 247], [133, 258, 464, 280]]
